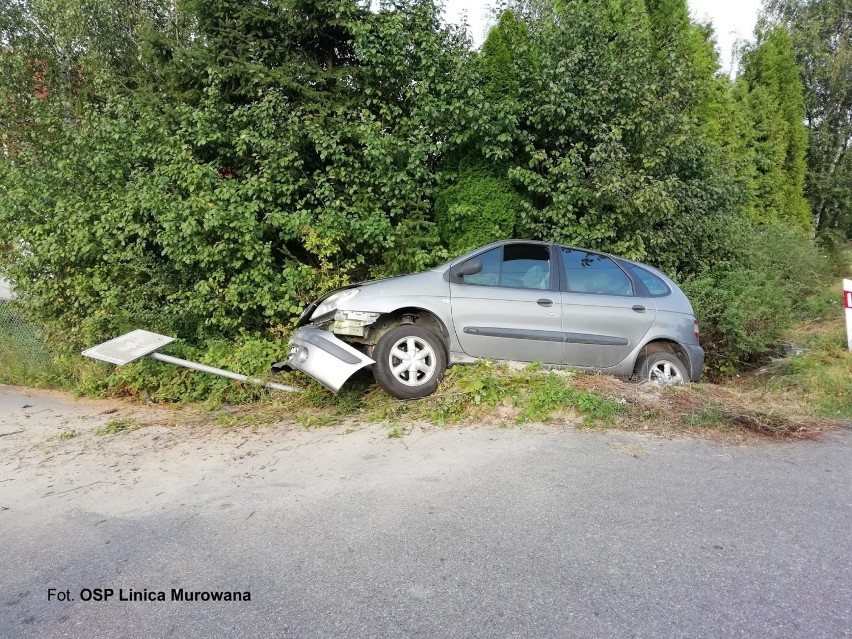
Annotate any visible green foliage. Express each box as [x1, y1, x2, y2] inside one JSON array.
[[766, 0, 852, 237], [738, 25, 811, 230], [683, 268, 791, 375], [397, 361, 624, 426], [0, 0, 842, 382], [479, 10, 535, 100], [515, 373, 624, 426], [434, 159, 526, 254], [460, 0, 748, 278], [0, 0, 471, 348], [76, 334, 289, 404], [680, 226, 836, 373]]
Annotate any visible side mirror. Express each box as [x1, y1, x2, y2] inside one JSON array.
[[453, 259, 483, 277]]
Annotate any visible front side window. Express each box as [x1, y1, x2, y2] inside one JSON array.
[[562, 249, 633, 296], [501, 244, 551, 290], [460, 247, 501, 286], [458, 244, 552, 290]]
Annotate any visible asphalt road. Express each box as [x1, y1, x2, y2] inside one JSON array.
[[1, 386, 851, 638]]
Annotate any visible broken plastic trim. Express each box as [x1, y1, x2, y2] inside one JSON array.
[[282, 327, 375, 393]]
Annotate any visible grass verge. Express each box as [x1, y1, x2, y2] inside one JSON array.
[[198, 360, 839, 441]]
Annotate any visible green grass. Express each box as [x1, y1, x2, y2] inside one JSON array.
[[761, 324, 852, 420], [187, 361, 628, 435], [514, 372, 624, 425]]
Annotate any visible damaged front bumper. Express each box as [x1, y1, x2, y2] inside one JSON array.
[[272, 327, 374, 393]]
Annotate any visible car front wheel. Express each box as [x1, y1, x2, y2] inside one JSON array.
[[637, 352, 689, 385], [373, 325, 447, 399]]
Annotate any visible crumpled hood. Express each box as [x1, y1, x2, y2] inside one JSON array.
[[298, 269, 449, 325]]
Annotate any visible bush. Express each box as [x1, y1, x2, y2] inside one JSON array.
[[681, 224, 837, 375], [682, 268, 790, 375], [816, 229, 852, 279], [434, 159, 526, 254], [745, 225, 836, 309]]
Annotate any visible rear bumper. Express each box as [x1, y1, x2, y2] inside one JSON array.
[[684, 344, 705, 382], [273, 327, 374, 393]]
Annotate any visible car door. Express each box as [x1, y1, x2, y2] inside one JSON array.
[[558, 247, 657, 368], [449, 243, 563, 364]]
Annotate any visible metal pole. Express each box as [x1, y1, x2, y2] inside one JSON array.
[[149, 352, 300, 393]]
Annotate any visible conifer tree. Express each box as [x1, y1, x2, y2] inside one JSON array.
[[739, 26, 811, 230]]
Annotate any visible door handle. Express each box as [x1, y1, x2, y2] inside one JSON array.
[[537, 299, 553, 307], [632, 304, 646, 312]]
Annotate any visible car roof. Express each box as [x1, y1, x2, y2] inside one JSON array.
[[456, 239, 619, 261]]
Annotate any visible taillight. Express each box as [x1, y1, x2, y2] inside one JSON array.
[[693, 319, 700, 340]]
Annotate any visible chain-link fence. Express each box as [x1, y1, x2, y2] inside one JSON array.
[[0, 299, 52, 374]]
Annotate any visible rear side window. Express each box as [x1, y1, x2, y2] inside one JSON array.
[[624, 263, 671, 297], [562, 249, 633, 296]]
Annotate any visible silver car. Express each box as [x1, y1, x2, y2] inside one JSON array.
[[274, 240, 704, 399]]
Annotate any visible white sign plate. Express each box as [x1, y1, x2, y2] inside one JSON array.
[[82, 329, 175, 365]]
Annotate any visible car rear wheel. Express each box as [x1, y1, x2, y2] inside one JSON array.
[[637, 352, 688, 385], [373, 325, 447, 399]]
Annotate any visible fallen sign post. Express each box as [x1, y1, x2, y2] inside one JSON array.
[[82, 329, 300, 393], [845, 279, 852, 353]]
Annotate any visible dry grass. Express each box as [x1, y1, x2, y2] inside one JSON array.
[[572, 374, 835, 440]]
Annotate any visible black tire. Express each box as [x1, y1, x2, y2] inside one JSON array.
[[373, 325, 447, 399], [636, 351, 689, 385]]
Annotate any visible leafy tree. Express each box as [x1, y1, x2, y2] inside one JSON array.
[[448, 0, 746, 277], [765, 0, 852, 236], [0, 0, 474, 344]]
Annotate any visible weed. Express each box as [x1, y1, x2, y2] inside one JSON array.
[[516, 373, 624, 426], [297, 413, 338, 429], [797, 290, 843, 320], [58, 428, 79, 440], [214, 409, 276, 429], [451, 362, 510, 406], [386, 424, 404, 439], [94, 417, 140, 436], [683, 408, 723, 427], [215, 414, 241, 428]]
